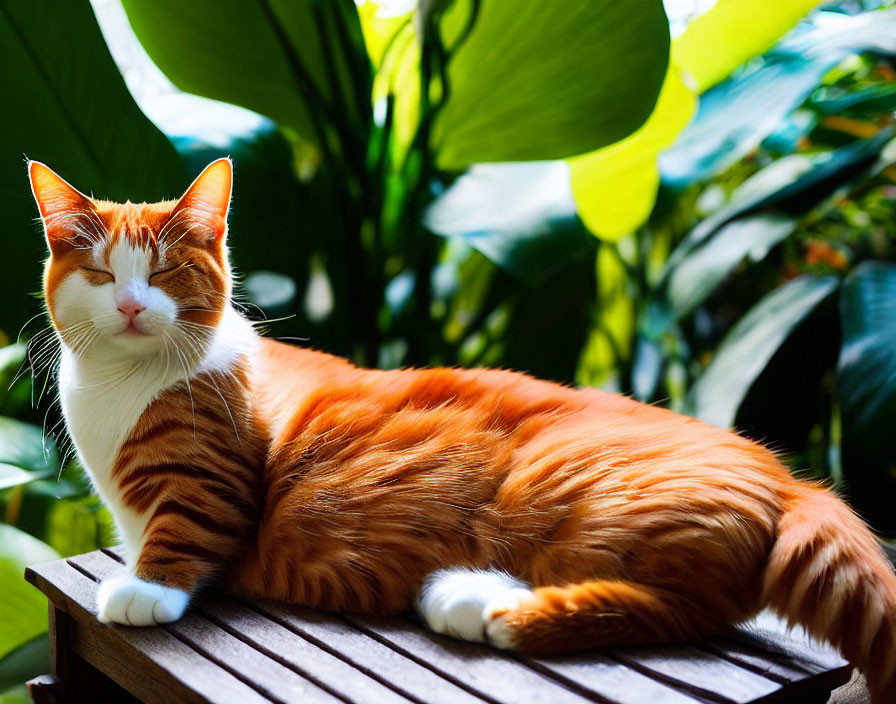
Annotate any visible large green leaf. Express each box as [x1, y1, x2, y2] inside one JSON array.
[[655, 214, 798, 329], [569, 63, 696, 241], [0, 417, 57, 474], [424, 162, 592, 280], [0, 1, 185, 339], [686, 275, 839, 428], [0, 635, 49, 694], [432, 0, 669, 169], [0, 525, 58, 661], [837, 262, 896, 458], [0, 345, 30, 419], [0, 464, 49, 492], [122, 0, 371, 151], [660, 56, 837, 187], [672, 0, 822, 93]]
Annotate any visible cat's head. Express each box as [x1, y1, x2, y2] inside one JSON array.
[[29, 159, 233, 361]]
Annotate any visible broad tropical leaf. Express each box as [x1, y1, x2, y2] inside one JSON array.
[[567, 0, 823, 240], [0, 417, 58, 474], [122, 0, 371, 151], [658, 214, 798, 327], [0, 636, 48, 695], [569, 65, 695, 241], [0, 0, 185, 338], [0, 525, 58, 661], [424, 162, 592, 280], [660, 56, 837, 187], [432, 0, 669, 169], [686, 275, 838, 428], [672, 0, 822, 93], [837, 262, 896, 459], [0, 464, 49, 492]]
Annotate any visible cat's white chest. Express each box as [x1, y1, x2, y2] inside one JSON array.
[[59, 350, 181, 564]]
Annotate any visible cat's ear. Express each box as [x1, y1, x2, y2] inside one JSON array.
[[28, 161, 98, 254], [170, 158, 232, 244]]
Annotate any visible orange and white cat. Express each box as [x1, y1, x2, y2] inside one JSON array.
[[29, 159, 896, 702]]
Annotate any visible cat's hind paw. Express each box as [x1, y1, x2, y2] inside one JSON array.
[[483, 588, 536, 649], [97, 575, 189, 626], [417, 567, 533, 645]]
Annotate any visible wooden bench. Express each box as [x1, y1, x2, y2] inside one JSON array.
[[24, 548, 851, 704]]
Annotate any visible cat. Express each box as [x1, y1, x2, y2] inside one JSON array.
[[28, 158, 896, 702]]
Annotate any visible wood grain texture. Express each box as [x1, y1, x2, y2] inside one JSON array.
[[26, 550, 853, 704], [26, 560, 273, 704]]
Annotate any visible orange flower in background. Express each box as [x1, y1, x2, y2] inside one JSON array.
[[805, 239, 849, 270]]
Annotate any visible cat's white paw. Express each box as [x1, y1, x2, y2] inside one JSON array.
[[483, 588, 536, 649], [97, 575, 189, 626], [417, 567, 530, 643]]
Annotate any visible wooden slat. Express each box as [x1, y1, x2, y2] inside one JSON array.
[[25, 560, 272, 704], [249, 600, 488, 704], [699, 640, 851, 704], [613, 646, 782, 704], [699, 640, 817, 683], [345, 613, 594, 704], [734, 612, 848, 673], [70, 552, 342, 704], [524, 653, 700, 704], [30, 550, 851, 704], [77, 551, 413, 704]]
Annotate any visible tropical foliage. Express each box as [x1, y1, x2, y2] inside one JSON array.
[[0, 0, 895, 697]]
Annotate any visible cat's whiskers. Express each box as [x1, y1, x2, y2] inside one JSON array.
[[184, 328, 242, 444], [165, 333, 198, 438]]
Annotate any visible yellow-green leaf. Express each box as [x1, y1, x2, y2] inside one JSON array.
[[672, 0, 823, 93], [0, 525, 58, 661], [568, 66, 695, 241]]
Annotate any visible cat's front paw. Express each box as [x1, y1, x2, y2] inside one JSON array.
[[97, 575, 189, 626]]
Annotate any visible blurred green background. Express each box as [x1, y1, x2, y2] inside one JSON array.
[[2, 0, 896, 698]]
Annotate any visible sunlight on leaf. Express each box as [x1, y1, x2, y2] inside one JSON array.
[[434, 0, 669, 169], [672, 0, 823, 92], [0, 526, 58, 661], [569, 65, 695, 241]]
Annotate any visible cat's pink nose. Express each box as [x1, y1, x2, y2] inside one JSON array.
[[117, 298, 146, 321]]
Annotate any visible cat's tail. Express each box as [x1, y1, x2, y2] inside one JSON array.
[[762, 485, 896, 703]]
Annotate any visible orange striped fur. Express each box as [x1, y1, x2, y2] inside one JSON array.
[[31, 160, 896, 702]]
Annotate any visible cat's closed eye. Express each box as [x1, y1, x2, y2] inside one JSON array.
[[148, 265, 181, 283], [81, 266, 114, 282]]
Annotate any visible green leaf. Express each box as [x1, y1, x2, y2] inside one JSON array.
[[837, 262, 896, 459], [671, 0, 822, 93], [0, 635, 49, 694], [0, 464, 49, 491], [686, 275, 839, 428], [0, 685, 30, 704], [424, 162, 592, 280], [570, 64, 696, 241], [0, 525, 58, 661], [665, 128, 896, 276], [659, 214, 798, 326], [0, 345, 30, 419], [0, 0, 185, 339], [433, 0, 670, 169], [660, 56, 838, 187], [122, 0, 371, 151], [0, 418, 57, 474]]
